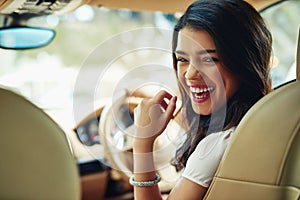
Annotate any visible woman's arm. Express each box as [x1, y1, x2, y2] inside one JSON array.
[[167, 177, 207, 200], [132, 149, 162, 200], [132, 90, 209, 199], [132, 90, 176, 200]]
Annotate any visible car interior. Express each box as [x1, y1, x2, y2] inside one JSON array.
[[0, 0, 299, 199]]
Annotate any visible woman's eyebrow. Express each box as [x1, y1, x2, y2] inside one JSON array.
[[175, 50, 186, 55], [175, 49, 217, 55], [197, 49, 217, 55]]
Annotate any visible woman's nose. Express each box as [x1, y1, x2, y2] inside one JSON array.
[[184, 64, 201, 80]]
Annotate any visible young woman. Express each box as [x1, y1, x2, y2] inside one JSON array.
[[132, 0, 272, 199]]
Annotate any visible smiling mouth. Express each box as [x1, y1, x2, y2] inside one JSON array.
[[189, 85, 214, 103]]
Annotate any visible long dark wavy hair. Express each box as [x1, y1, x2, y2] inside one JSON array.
[[171, 0, 272, 170]]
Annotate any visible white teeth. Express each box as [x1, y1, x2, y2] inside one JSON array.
[[190, 86, 213, 94], [195, 93, 208, 99]]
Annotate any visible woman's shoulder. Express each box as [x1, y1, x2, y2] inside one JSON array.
[[207, 126, 236, 138], [194, 126, 236, 158], [181, 126, 236, 187]]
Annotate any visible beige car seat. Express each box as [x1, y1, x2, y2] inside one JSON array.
[[0, 87, 81, 199], [204, 30, 300, 200]]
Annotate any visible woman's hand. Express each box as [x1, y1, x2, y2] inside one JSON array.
[[133, 90, 177, 152]]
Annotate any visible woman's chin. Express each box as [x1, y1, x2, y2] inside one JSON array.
[[191, 103, 212, 116]]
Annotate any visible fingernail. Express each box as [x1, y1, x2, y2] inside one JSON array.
[[171, 96, 177, 102]]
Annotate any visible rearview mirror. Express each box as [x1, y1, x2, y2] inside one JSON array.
[[0, 26, 55, 50]]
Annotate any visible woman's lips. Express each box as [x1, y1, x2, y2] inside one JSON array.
[[188, 84, 214, 103]]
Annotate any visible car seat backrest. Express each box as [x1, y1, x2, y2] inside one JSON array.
[[0, 87, 81, 199], [204, 29, 300, 200]]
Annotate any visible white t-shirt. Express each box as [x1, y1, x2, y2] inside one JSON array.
[[181, 127, 236, 187]]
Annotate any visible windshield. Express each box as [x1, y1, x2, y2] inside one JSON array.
[[0, 1, 298, 129], [0, 7, 176, 129]]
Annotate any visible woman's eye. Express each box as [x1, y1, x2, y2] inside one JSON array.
[[203, 57, 219, 63], [177, 57, 188, 62]]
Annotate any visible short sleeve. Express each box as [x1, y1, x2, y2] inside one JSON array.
[[181, 127, 235, 187]]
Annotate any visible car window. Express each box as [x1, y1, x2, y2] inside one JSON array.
[[260, 0, 300, 88]]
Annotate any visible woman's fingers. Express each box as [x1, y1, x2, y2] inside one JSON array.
[[134, 90, 177, 133], [152, 90, 175, 111], [132, 90, 176, 146], [153, 90, 173, 103], [161, 100, 168, 111], [164, 96, 177, 119]]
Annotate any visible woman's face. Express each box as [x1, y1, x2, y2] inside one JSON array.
[[175, 28, 240, 115]]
